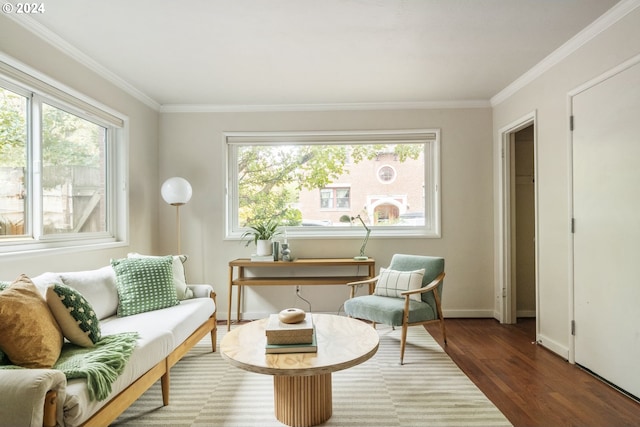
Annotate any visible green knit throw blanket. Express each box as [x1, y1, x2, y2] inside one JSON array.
[[0, 332, 139, 402], [54, 332, 139, 401]]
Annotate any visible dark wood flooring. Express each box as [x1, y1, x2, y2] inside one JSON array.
[[425, 318, 640, 427]]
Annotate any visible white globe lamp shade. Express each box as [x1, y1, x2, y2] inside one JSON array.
[[161, 177, 192, 206]]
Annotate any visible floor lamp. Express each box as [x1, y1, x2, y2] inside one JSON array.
[[161, 177, 192, 254]]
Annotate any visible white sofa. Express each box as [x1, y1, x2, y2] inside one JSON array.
[[0, 262, 217, 427]]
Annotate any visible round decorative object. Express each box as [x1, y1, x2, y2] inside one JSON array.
[[279, 308, 306, 324]]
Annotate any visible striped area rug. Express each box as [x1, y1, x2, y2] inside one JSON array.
[[113, 324, 512, 426]]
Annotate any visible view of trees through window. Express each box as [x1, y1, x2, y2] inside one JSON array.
[[234, 142, 428, 230], [0, 85, 107, 237]]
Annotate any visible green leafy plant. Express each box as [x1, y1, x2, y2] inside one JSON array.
[[241, 219, 282, 246]]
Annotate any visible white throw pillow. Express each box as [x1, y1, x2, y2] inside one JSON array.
[[127, 253, 193, 300], [374, 268, 425, 302]]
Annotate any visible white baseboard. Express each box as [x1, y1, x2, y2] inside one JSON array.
[[536, 333, 569, 360]]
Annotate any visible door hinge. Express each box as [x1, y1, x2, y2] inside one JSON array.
[[570, 115, 574, 131], [571, 320, 576, 336], [571, 218, 575, 233]]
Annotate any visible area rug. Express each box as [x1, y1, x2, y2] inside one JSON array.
[[113, 324, 512, 426]]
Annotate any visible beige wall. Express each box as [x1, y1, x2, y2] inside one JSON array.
[[0, 15, 160, 277], [159, 108, 494, 320], [492, 7, 640, 357]]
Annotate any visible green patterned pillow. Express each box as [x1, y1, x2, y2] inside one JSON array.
[[111, 256, 179, 317], [46, 284, 101, 347], [0, 281, 9, 291]]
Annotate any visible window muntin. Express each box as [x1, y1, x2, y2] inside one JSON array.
[[226, 130, 440, 238], [0, 65, 126, 252]]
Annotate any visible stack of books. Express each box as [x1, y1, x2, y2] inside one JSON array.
[[265, 313, 317, 354]]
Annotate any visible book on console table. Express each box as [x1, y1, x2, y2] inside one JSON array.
[[265, 313, 314, 345], [265, 328, 317, 354], [250, 254, 275, 262]]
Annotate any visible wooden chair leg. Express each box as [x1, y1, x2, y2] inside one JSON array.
[[400, 323, 408, 365], [440, 318, 447, 345]]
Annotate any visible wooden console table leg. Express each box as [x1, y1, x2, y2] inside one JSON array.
[[273, 374, 332, 427], [227, 265, 233, 331]]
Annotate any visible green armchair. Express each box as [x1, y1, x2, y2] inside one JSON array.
[[344, 254, 446, 364]]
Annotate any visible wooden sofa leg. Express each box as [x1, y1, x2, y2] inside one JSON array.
[[161, 370, 170, 406], [43, 390, 57, 427]]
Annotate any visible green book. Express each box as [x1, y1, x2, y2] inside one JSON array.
[[265, 328, 317, 354]]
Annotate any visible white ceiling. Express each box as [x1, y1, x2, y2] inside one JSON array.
[[12, 0, 623, 109]]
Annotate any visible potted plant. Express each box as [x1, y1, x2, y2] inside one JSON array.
[[241, 219, 282, 256]]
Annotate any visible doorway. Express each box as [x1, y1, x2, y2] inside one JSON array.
[[498, 113, 538, 330]]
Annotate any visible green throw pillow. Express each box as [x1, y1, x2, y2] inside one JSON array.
[[46, 284, 101, 347], [0, 281, 9, 290], [111, 256, 179, 317]]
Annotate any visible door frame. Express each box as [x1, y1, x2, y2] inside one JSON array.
[[497, 111, 539, 328]]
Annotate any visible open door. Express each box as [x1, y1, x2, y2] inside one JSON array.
[[498, 114, 538, 328], [572, 56, 640, 399]]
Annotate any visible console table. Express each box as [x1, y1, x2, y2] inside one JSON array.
[[227, 258, 376, 330]]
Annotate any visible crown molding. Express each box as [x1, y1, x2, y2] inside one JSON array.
[[491, 0, 640, 106], [5, 14, 161, 111], [159, 99, 491, 113]]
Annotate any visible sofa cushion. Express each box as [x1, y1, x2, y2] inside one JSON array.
[[60, 266, 119, 320], [47, 284, 101, 347], [0, 275, 63, 368], [127, 252, 193, 300], [111, 256, 179, 317]]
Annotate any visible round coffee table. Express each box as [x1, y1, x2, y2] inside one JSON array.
[[220, 313, 379, 427]]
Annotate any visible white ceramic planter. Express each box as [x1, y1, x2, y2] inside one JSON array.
[[256, 239, 272, 256]]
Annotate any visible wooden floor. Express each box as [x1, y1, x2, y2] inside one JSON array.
[[425, 318, 640, 427]]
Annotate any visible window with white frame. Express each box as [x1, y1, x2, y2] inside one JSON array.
[[320, 187, 350, 210], [0, 60, 127, 253], [226, 130, 440, 238]]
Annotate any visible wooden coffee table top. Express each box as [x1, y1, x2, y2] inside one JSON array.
[[221, 313, 379, 377]]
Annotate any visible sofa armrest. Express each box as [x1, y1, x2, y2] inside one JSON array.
[[0, 369, 66, 427], [187, 284, 215, 299]]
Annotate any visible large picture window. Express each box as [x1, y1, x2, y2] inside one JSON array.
[[0, 60, 127, 253], [226, 130, 440, 238]]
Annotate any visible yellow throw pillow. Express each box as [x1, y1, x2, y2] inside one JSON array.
[[0, 274, 63, 368]]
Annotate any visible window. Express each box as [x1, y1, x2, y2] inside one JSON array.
[[320, 187, 350, 210], [377, 165, 396, 183], [0, 60, 127, 253], [226, 130, 440, 238]]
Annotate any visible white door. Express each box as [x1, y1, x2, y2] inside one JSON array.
[[572, 58, 640, 398]]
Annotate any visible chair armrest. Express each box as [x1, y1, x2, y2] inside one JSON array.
[[345, 276, 379, 288], [187, 284, 215, 299], [0, 369, 66, 427], [346, 276, 379, 299], [400, 272, 446, 297]]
